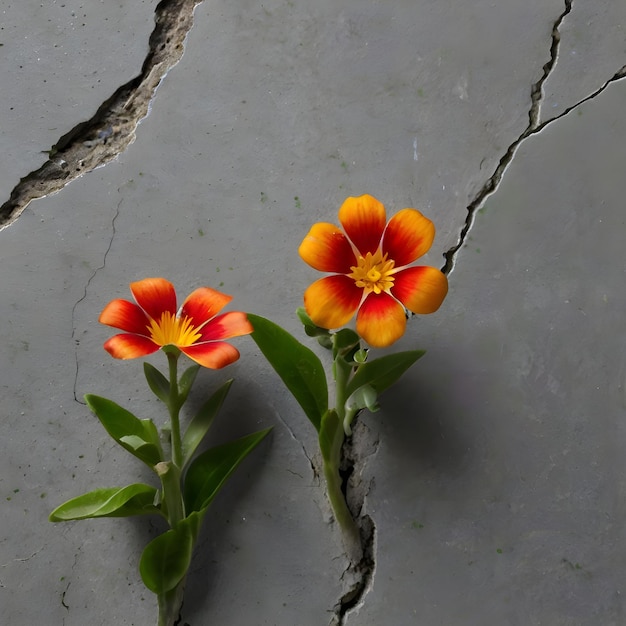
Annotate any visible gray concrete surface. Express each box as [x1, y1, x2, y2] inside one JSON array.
[[1, 0, 157, 196], [1, 1, 625, 625]]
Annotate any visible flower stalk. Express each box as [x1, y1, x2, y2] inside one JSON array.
[[166, 348, 184, 470]]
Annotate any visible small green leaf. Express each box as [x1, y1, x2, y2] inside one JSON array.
[[184, 428, 272, 514], [344, 350, 425, 400], [143, 363, 170, 404], [296, 307, 327, 335], [353, 348, 368, 364], [139, 519, 194, 594], [248, 313, 328, 431], [85, 394, 163, 467], [345, 383, 379, 414], [181, 379, 233, 468], [333, 328, 360, 351], [178, 364, 201, 405], [49, 484, 162, 521]]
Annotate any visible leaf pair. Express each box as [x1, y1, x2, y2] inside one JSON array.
[[84, 394, 164, 467], [140, 428, 271, 595], [249, 313, 425, 432], [144, 362, 200, 409]]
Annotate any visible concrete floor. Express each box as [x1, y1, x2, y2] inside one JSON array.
[[1, 1, 626, 624]]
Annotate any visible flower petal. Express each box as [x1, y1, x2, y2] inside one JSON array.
[[103, 334, 160, 359], [338, 195, 386, 255], [181, 287, 233, 327], [197, 311, 253, 341], [181, 342, 241, 369], [298, 222, 356, 273], [130, 278, 177, 320], [382, 208, 435, 267], [391, 266, 448, 314], [303, 275, 362, 329], [356, 292, 407, 348], [99, 299, 151, 335]]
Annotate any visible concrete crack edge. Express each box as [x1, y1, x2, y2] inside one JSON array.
[[0, 0, 204, 232], [330, 420, 379, 626], [442, 0, 625, 275]]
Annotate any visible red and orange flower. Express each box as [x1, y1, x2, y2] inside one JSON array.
[[298, 194, 448, 348], [99, 278, 253, 369]]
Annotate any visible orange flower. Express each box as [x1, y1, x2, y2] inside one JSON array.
[[298, 194, 448, 348], [99, 278, 253, 369]]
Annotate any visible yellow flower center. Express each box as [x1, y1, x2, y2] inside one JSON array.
[[348, 249, 396, 295], [147, 311, 202, 347]]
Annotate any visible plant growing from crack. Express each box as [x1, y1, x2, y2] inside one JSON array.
[[250, 194, 448, 559], [50, 278, 271, 626]]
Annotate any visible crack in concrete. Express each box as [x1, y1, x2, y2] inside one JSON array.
[[71, 194, 123, 404], [330, 420, 379, 625], [442, 0, 626, 275], [275, 407, 319, 481], [0, 0, 202, 232]]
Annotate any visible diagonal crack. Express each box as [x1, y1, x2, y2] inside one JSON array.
[[442, 0, 626, 275], [0, 0, 203, 233]]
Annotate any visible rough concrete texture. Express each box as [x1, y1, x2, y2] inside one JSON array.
[[0, 0, 157, 197], [1, 1, 625, 625]]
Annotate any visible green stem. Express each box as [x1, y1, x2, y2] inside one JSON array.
[[157, 576, 186, 626], [322, 411, 361, 556], [166, 351, 183, 469], [156, 461, 184, 528], [333, 351, 351, 423]]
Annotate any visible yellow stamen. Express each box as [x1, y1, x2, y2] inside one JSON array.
[[348, 249, 396, 295], [147, 311, 202, 347]]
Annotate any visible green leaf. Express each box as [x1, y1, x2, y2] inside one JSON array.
[[345, 383, 379, 414], [296, 307, 330, 338], [143, 363, 170, 404], [49, 484, 162, 521], [353, 348, 368, 364], [344, 350, 425, 400], [139, 519, 194, 594], [181, 379, 233, 468], [248, 313, 328, 431], [333, 328, 360, 351], [85, 394, 163, 468], [179, 364, 201, 405], [183, 428, 272, 514]]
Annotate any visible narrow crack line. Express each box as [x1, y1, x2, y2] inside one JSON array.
[[538, 63, 626, 129], [0, 0, 203, 233], [71, 194, 123, 404], [528, 0, 573, 131], [274, 408, 319, 480], [0, 546, 44, 567], [442, 0, 573, 275]]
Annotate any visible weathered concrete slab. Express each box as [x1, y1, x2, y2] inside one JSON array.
[[2, 0, 626, 624], [356, 76, 626, 626], [0, 0, 157, 195], [540, 2, 626, 122]]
